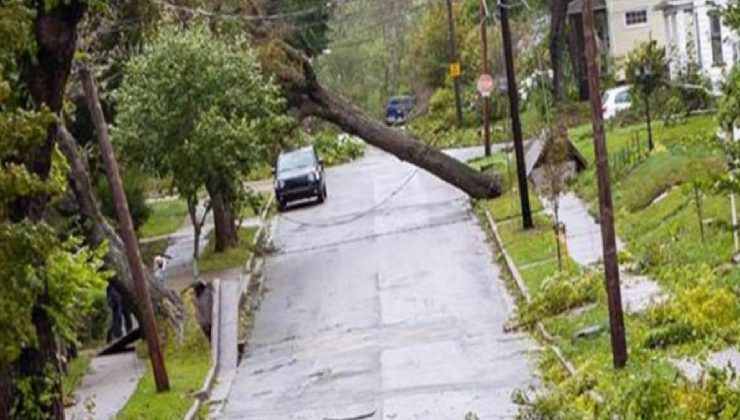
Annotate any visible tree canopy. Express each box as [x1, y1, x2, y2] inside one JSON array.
[[1, 0, 108, 416], [114, 25, 291, 251]]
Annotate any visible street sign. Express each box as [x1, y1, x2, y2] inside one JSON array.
[[449, 62, 461, 78], [477, 73, 494, 97]]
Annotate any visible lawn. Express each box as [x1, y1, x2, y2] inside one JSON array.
[[481, 184, 577, 295], [139, 199, 188, 238], [63, 353, 91, 402], [117, 310, 210, 420], [506, 113, 740, 417], [474, 118, 740, 417], [198, 227, 257, 273]]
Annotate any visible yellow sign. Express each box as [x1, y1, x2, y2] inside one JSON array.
[[449, 62, 461, 78]]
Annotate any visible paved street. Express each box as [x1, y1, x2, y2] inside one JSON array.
[[222, 148, 537, 419]]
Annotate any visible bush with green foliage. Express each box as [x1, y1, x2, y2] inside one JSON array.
[[0, 2, 109, 416], [95, 170, 151, 232], [311, 129, 366, 166], [523, 270, 601, 322]]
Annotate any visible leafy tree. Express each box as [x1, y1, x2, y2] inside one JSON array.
[[625, 40, 669, 102], [114, 25, 291, 252], [0, 0, 108, 417]]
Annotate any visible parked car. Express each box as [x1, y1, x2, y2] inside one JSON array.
[[273, 146, 327, 212], [602, 85, 632, 120], [385, 95, 415, 126]]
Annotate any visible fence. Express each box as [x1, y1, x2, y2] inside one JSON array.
[[609, 131, 650, 179]]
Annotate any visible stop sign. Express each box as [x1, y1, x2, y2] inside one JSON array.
[[477, 73, 494, 98]]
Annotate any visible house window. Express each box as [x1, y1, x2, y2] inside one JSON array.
[[710, 14, 724, 66], [625, 10, 648, 26]]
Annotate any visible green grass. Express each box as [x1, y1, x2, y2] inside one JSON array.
[[570, 114, 715, 165], [63, 354, 91, 401], [117, 314, 210, 420], [511, 113, 740, 417], [475, 115, 740, 417], [483, 186, 575, 293], [198, 227, 257, 273], [139, 199, 188, 238]]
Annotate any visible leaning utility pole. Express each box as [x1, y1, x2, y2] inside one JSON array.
[[81, 66, 171, 390], [581, 0, 628, 369], [444, 0, 464, 127], [499, 0, 533, 229], [479, 0, 491, 157]]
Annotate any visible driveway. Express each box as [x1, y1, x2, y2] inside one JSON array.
[[221, 147, 537, 419]]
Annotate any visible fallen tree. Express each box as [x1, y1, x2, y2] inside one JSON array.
[[57, 124, 186, 335], [242, 8, 502, 199]]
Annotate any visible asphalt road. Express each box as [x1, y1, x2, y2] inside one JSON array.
[[222, 147, 537, 419]]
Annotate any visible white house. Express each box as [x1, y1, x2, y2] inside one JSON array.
[[655, 0, 740, 89]]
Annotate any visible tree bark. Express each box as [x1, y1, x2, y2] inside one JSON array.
[[550, 0, 570, 103], [208, 187, 238, 252], [57, 125, 186, 334], [300, 84, 501, 198]]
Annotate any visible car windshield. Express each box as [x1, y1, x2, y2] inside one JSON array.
[[389, 97, 412, 107], [278, 150, 316, 173]]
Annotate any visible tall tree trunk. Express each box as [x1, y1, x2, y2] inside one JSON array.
[[208, 187, 238, 252], [569, 13, 589, 100], [57, 125, 186, 333], [550, 0, 570, 103], [0, 2, 86, 418]]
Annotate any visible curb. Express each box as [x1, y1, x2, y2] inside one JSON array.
[[200, 194, 275, 418], [480, 206, 602, 403]]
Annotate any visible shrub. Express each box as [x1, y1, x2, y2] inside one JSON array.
[[647, 284, 739, 344], [95, 170, 151, 232], [523, 271, 601, 322], [643, 322, 695, 349], [311, 129, 366, 166]]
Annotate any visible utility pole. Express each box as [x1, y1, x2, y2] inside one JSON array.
[[80, 66, 171, 390], [499, 0, 533, 229], [479, 0, 491, 157], [444, 0, 464, 127], [581, 0, 628, 369]]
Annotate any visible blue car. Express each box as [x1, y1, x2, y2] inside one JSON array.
[[385, 96, 415, 126]]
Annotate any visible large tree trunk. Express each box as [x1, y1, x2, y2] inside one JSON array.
[[246, 21, 501, 199], [0, 2, 86, 418], [57, 125, 186, 334], [299, 84, 501, 198], [207, 187, 238, 252], [550, 0, 570, 103]]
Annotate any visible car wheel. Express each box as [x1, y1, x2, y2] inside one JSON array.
[[277, 199, 287, 212], [317, 189, 325, 204]]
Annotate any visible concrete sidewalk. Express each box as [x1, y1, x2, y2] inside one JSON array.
[[65, 352, 144, 420], [542, 193, 664, 313]]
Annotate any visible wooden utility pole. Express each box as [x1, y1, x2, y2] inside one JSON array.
[[80, 66, 171, 390], [499, 0, 533, 229], [479, 0, 491, 157], [581, 0, 628, 368], [444, 0, 464, 127]]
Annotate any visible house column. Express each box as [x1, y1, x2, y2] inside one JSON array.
[[676, 10, 688, 71], [665, 12, 676, 76]]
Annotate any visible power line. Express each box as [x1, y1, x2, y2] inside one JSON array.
[[280, 167, 420, 228]]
